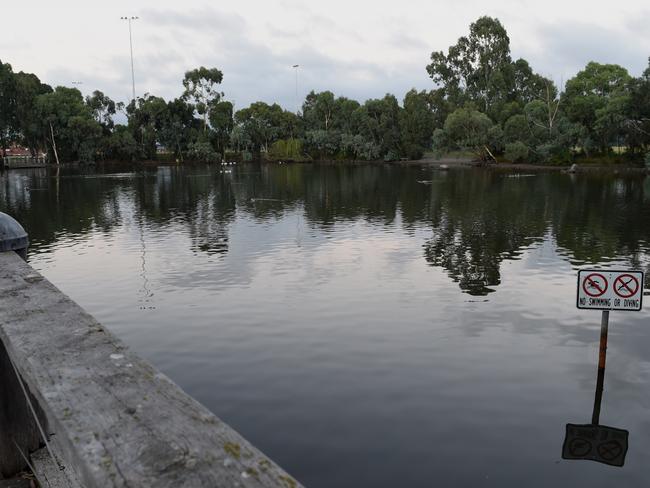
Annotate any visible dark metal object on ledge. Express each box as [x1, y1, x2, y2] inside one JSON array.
[[0, 212, 28, 260]]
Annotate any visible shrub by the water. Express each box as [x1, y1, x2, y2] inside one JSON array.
[[645, 152, 650, 168], [384, 149, 400, 162], [269, 138, 303, 160], [505, 142, 529, 163], [187, 142, 219, 162]]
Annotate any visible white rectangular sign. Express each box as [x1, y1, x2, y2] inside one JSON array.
[[577, 270, 644, 311]]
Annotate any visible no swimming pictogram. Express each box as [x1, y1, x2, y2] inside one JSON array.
[[568, 438, 592, 457], [582, 273, 608, 298]]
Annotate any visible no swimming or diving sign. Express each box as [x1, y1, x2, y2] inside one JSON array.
[[577, 270, 644, 312]]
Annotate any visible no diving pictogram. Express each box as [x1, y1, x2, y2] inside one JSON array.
[[597, 440, 624, 462], [583, 273, 608, 298], [614, 274, 639, 299]]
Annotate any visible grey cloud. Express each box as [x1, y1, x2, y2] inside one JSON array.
[[625, 9, 650, 33], [141, 7, 246, 33], [36, 5, 434, 111], [265, 15, 365, 46], [525, 20, 650, 80], [117, 6, 432, 109], [389, 32, 429, 51]]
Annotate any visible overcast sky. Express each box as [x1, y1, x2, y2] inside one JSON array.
[[3, 0, 650, 110]]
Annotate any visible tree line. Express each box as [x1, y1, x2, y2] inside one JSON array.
[[427, 17, 650, 165], [1, 16, 650, 165]]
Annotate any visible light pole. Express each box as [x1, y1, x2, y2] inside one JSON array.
[[121, 16, 139, 102], [292, 64, 299, 114]]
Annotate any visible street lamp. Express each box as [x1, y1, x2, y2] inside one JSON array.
[[120, 16, 139, 102], [292, 64, 299, 114]]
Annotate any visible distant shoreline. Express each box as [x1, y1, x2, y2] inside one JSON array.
[[394, 157, 650, 174], [6, 157, 648, 175]]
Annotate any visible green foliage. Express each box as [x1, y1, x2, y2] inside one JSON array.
[[302, 91, 336, 130], [356, 94, 402, 159], [511, 59, 553, 105], [400, 89, 434, 159], [268, 138, 304, 160], [425, 16, 624, 164], [340, 134, 381, 160], [304, 130, 341, 159], [503, 114, 529, 144], [437, 107, 494, 158], [3, 20, 650, 168], [182, 66, 224, 131], [426, 16, 513, 116], [487, 125, 504, 153], [158, 98, 198, 161], [302, 91, 361, 133], [126, 94, 168, 159], [504, 141, 529, 162], [230, 125, 251, 153], [384, 149, 400, 162], [106, 125, 138, 161], [86, 90, 116, 130], [68, 115, 102, 162], [234, 102, 287, 154], [432, 129, 448, 155], [645, 152, 650, 168], [0, 60, 17, 154], [187, 141, 219, 162], [209, 101, 234, 159], [624, 58, 650, 153], [14, 71, 52, 155], [299, 91, 403, 160], [564, 62, 631, 151], [36, 86, 102, 162]]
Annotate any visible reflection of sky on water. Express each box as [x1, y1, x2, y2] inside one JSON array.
[[1, 165, 650, 487]]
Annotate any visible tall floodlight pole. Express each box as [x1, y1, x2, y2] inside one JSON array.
[[121, 16, 139, 101], [292, 64, 300, 114]]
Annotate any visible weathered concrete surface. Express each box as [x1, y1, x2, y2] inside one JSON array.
[[0, 478, 35, 488], [0, 251, 303, 488], [31, 447, 83, 488]]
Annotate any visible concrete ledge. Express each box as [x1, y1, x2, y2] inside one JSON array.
[[0, 251, 303, 488]]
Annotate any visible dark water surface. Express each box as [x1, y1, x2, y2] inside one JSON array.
[[2, 164, 650, 487]]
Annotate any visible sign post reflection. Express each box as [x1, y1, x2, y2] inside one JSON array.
[[561, 270, 643, 467]]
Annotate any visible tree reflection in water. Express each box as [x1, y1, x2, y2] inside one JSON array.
[[1, 164, 649, 296], [423, 170, 650, 295]]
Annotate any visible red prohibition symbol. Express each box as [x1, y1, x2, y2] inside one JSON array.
[[583, 273, 608, 298], [614, 274, 639, 299]]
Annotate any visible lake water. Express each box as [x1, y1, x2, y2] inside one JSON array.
[[2, 163, 650, 487]]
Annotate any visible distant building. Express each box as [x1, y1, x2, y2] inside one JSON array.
[[2, 145, 47, 168], [4, 145, 46, 158]]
